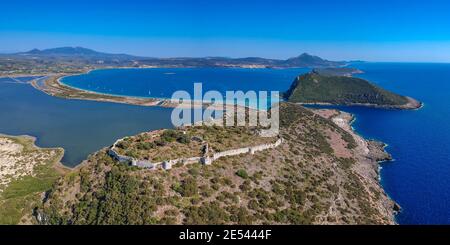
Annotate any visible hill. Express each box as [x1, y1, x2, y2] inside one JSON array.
[[34, 103, 397, 225], [280, 53, 342, 68], [21, 47, 103, 56], [0, 47, 347, 75], [285, 71, 421, 109], [16, 47, 137, 60]]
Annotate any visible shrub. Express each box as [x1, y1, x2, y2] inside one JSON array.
[[155, 140, 167, 147], [161, 130, 178, 142], [236, 169, 249, 179], [188, 168, 200, 177], [137, 142, 155, 150], [176, 134, 191, 144], [183, 201, 229, 224], [181, 177, 198, 197], [239, 180, 251, 192], [116, 141, 130, 149]]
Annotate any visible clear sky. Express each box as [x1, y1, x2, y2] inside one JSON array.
[[1, 0, 450, 62]]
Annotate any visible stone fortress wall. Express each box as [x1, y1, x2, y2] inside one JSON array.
[[108, 133, 283, 171]]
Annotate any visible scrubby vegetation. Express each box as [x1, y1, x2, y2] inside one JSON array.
[[0, 136, 65, 224], [114, 126, 277, 162], [286, 72, 409, 106], [35, 103, 394, 225]]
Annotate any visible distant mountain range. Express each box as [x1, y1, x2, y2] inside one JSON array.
[[4, 47, 347, 68], [15, 47, 136, 60]]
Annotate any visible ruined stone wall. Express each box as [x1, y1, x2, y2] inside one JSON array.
[[133, 160, 155, 169], [250, 138, 283, 154], [108, 136, 283, 171], [212, 147, 251, 160], [108, 142, 133, 164], [212, 138, 283, 161]]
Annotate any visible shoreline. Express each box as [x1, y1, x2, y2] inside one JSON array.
[[23, 69, 401, 224], [298, 96, 423, 110], [32, 73, 267, 112], [32, 74, 166, 107], [0, 133, 68, 224], [0, 133, 71, 172], [343, 111, 403, 217], [329, 110, 398, 224], [30, 67, 422, 111], [0, 105, 398, 224]]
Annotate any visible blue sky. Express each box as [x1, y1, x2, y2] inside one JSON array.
[[1, 0, 450, 61]]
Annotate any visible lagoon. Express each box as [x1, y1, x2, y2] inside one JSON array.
[[0, 80, 174, 167], [1, 64, 450, 224], [61, 68, 309, 99], [0, 68, 308, 167]]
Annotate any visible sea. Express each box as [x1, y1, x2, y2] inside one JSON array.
[[0, 64, 449, 224]]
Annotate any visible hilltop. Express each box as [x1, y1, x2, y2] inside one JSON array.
[[0, 47, 346, 75], [34, 103, 396, 225], [16, 47, 135, 60], [285, 71, 421, 109], [280, 53, 342, 68]]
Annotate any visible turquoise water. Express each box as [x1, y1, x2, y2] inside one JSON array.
[[1, 64, 450, 224], [61, 68, 309, 100], [51, 65, 450, 223], [0, 68, 307, 167]]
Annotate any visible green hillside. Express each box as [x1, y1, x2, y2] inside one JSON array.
[[286, 72, 410, 107]]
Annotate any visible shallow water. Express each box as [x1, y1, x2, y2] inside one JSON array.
[[1, 64, 449, 224], [0, 82, 174, 167], [61, 67, 309, 99]]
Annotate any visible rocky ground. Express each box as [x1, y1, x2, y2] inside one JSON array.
[[35, 103, 397, 225], [0, 135, 65, 224]]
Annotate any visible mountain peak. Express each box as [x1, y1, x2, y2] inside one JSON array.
[[289, 53, 323, 61], [282, 52, 336, 67], [44, 47, 98, 55], [21, 47, 102, 56], [28, 48, 41, 53], [298, 52, 313, 57]]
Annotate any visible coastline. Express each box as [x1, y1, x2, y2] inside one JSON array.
[[0, 133, 70, 173], [30, 67, 422, 112], [24, 69, 399, 224], [297, 96, 422, 110], [0, 133, 68, 224], [31, 73, 264, 112], [0, 102, 398, 224], [336, 110, 403, 217], [32, 74, 165, 107], [34, 103, 397, 224], [314, 109, 398, 224], [335, 110, 398, 223]]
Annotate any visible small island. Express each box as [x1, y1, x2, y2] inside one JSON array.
[[285, 70, 422, 109]]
